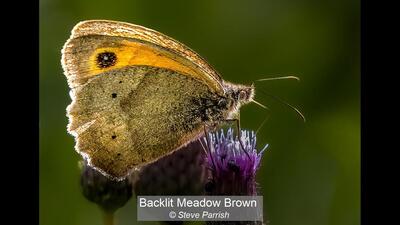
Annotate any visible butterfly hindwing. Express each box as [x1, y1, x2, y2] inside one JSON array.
[[68, 66, 225, 178]]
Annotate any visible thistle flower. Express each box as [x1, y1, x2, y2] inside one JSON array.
[[80, 161, 133, 225], [203, 128, 268, 196], [204, 128, 268, 225], [133, 140, 207, 225], [133, 139, 207, 196]]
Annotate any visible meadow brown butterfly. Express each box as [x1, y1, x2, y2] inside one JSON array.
[[61, 20, 256, 179]]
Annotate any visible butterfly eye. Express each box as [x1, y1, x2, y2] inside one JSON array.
[[239, 90, 248, 100]]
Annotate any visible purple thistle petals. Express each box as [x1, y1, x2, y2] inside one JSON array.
[[204, 128, 268, 195]]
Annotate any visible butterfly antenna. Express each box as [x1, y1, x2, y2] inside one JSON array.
[[251, 99, 269, 110], [256, 75, 300, 82], [258, 89, 306, 122]]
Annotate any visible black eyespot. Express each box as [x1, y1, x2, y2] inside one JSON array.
[[97, 52, 117, 68], [111, 93, 117, 98], [111, 135, 117, 139]]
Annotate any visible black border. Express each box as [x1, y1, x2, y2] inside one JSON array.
[[1, 0, 38, 224], [362, 0, 395, 223]]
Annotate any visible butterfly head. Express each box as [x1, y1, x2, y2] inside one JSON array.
[[223, 81, 255, 111]]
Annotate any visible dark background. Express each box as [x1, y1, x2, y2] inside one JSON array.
[[40, 0, 360, 224]]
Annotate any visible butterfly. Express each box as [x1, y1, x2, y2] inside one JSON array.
[[61, 20, 256, 179]]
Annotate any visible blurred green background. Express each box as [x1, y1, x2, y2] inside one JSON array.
[[40, 0, 359, 225]]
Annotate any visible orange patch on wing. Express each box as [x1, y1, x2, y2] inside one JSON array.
[[88, 40, 201, 79]]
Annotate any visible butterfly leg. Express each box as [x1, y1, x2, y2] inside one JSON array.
[[223, 118, 251, 160], [203, 124, 217, 171]]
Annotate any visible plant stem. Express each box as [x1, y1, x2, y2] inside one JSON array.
[[102, 211, 115, 225]]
